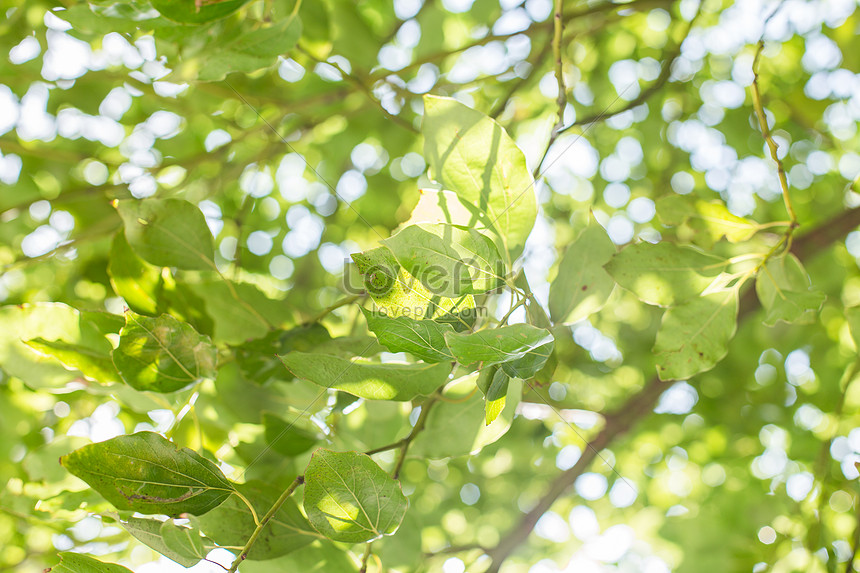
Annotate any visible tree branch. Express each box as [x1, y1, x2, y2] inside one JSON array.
[[483, 204, 860, 572]]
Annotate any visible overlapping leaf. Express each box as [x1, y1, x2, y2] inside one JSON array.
[[111, 312, 217, 393], [445, 324, 554, 379], [755, 253, 825, 326]]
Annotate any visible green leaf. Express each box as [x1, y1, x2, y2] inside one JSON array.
[[262, 412, 320, 457], [382, 223, 505, 297], [423, 95, 536, 256], [0, 303, 121, 389], [477, 366, 510, 425], [111, 312, 217, 393], [48, 553, 133, 573], [755, 253, 825, 326], [351, 247, 475, 326], [605, 242, 727, 306], [121, 517, 202, 568], [279, 352, 450, 401], [116, 198, 215, 271], [444, 324, 554, 379], [108, 231, 161, 315], [411, 373, 522, 458], [197, 18, 302, 81], [60, 431, 235, 515], [303, 449, 407, 543], [197, 480, 317, 560], [657, 195, 759, 246], [653, 290, 739, 381], [549, 217, 616, 323], [361, 308, 455, 363], [846, 306, 860, 347], [151, 0, 249, 24]]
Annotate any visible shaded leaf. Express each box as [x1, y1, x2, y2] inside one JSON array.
[[60, 431, 235, 515], [121, 517, 201, 568], [279, 352, 449, 401], [262, 412, 320, 457], [423, 95, 536, 256], [198, 18, 302, 81], [240, 540, 358, 572], [197, 480, 317, 560], [303, 449, 407, 543], [111, 312, 217, 393], [116, 198, 215, 271], [654, 290, 739, 381], [605, 242, 727, 306], [361, 308, 455, 363], [549, 217, 616, 323], [755, 253, 825, 326], [190, 280, 291, 344], [160, 520, 207, 563]]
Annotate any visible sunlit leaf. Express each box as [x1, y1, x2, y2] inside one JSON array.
[[445, 324, 554, 379], [48, 553, 133, 573], [303, 449, 407, 543], [361, 308, 455, 363]]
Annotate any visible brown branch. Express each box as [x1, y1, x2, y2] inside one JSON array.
[[483, 204, 860, 572]]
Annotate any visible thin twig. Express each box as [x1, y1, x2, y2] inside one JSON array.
[[392, 390, 441, 479], [359, 542, 373, 573]]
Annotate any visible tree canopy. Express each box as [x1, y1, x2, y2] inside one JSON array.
[[2, 0, 860, 572]]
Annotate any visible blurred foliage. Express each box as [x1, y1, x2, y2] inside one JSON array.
[[1, 0, 860, 572]]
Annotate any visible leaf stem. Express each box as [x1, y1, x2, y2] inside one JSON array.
[[232, 490, 260, 526], [227, 475, 305, 572], [304, 294, 362, 325], [359, 542, 373, 573], [393, 390, 441, 479]]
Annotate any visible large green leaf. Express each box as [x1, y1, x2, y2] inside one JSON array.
[[60, 432, 235, 515], [361, 308, 455, 363], [549, 217, 616, 323], [190, 280, 292, 344], [605, 242, 727, 306], [444, 324, 554, 379], [279, 352, 449, 401], [382, 223, 505, 297], [108, 232, 161, 315], [48, 553, 133, 573], [0, 303, 121, 389], [197, 480, 316, 560], [303, 449, 407, 543], [198, 18, 302, 81], [755, 253, 825, 326], [116, 198, 215, 271], [423, 95, 536, 256], [111, 312, 217, 393], [653, 290, 739, 381]]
